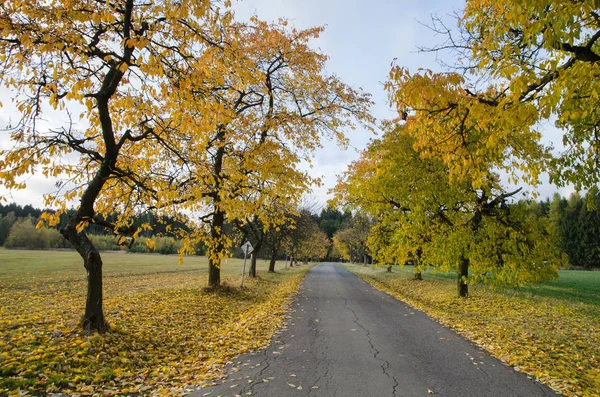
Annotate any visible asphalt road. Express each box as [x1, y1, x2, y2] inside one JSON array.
[[189, 263, 559, 397]]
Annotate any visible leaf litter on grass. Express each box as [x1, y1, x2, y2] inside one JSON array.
[[0, 266, 307, 396]]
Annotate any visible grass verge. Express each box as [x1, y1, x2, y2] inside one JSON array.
[[344, 263, 600, 397], [0, 248, 309, 396]]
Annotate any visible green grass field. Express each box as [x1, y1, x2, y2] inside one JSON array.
[[0, 247, 282, 278], [520, 269, 600, 306], [378, 264, 600, 306]]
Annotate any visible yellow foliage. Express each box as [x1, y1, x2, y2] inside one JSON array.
[[460, 0, 600, 189], [0, 1, 373, 291]]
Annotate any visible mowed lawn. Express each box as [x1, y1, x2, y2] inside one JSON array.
[[345, 263, 600, 397], [0, 247, 306, 396]]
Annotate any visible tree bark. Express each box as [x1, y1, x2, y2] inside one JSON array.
[[249, 239, 262, 278], [208, 209, 224, 289], [387, 264, 392, 273], [249, 252, 257, 277], [62, 222, 108, 332], [413, 271, 423, 280], [458, 255, 469, 297], [58, 76, 122, 332], [268, 248, 277, 273], [208, 124, 227, 289]]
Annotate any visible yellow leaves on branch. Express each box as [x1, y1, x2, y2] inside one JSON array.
[[0, 0, 374, 286], [458, 0, 600, 189], [385, 66, 546, 189]]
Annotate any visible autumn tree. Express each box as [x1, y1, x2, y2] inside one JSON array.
[[236, 215, 265, 278], [165, 19, 372, 288], [331, 212, 372, 264], [296, 221, 330, 263], [428, 0, 600, 191], [284, 208, 324, 266], [0, 0, 234, 331], [332, 125, 459, 277], [236, 195, 297, 277], [333, 121, 564, 297], [263, 217, 293, 272]]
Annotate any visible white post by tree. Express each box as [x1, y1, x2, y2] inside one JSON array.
[[240, 242, 254, 288]]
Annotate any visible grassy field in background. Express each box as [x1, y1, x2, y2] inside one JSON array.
[[519, 269, 600, 306], [345, 263, 600, 397], [0, 247, 280, 278], [370, 264, 600, 305], [0, 248, 306, 396]]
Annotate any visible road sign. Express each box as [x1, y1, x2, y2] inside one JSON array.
[[241, 241, 253, 255], [240, 241, 253, 288]]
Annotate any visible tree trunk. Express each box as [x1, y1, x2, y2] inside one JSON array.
[[387, 264, 392, 273], [249, 253, 257, 277], [249, 240, 262, 277], [458, 255, 469, 297], [208, 209, 225, 289], [413, 248, 423, 280], [268, 249, 276, 273], [62, 222, 108, 332]]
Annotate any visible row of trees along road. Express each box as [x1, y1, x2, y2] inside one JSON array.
[[4, 193, 599, 272], [0, 1, 373, 331], [235, 207, 331, 276], [0, 202, 333, 268], [3, 0, 600, 329], [332, 0, 600, 297]]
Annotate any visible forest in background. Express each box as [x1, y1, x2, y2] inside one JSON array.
[[329, 192, 600, 270], [2, 193, 599, 270]]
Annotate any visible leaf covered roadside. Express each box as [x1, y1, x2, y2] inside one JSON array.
[[344, 264, 600, 397], [0, 265, 308, 396]]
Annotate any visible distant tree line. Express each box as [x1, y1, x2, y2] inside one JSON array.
[[537, 192, 600, 270], [3, 198, 598, 271], [0, 204, 200, 255], [0, 203, 348, 263], [235, 207, 351, 274], [328, 192, 600, 271]]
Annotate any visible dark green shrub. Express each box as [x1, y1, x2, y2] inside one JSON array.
[[4, 218, 68, 249], [88, 234, 122, 251], [0, 212, 17, 246]]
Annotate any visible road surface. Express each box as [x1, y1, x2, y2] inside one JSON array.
[[190, 263, 558, 397]]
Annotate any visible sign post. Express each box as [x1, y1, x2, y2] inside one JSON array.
[[240, 241, 253, 288]]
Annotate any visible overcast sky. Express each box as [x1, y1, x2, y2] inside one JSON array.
[[234, 0, 465, 209], [0, 0, 573, 210]]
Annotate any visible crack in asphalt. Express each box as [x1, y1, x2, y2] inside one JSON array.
[[341, 292, 399, 397], [237, 347, 272, 395], [307, 323, 330, 396]]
